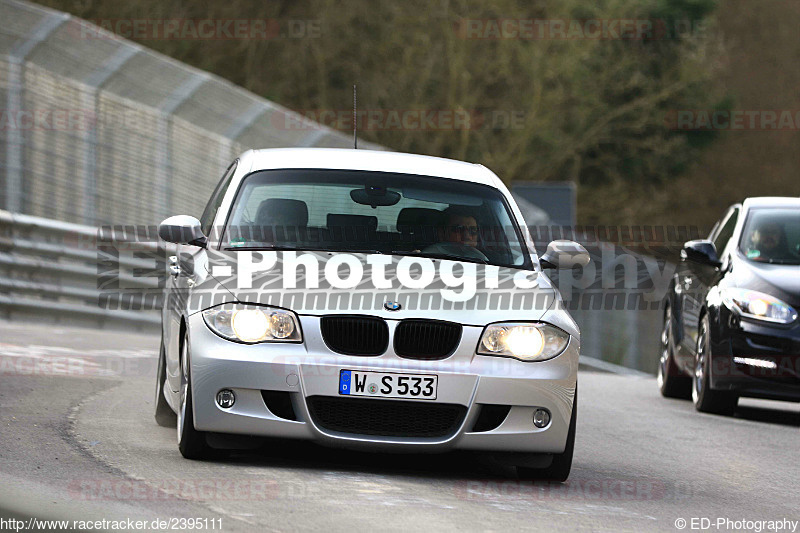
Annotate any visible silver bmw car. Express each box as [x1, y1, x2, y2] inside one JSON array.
[[155, 148, 589, 481]]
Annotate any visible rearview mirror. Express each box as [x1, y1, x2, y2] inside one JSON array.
[[350, 186, 401, 207], [540, 240, 591, 269], [158, 215, 207, 247], [681, 239, 720, 267]]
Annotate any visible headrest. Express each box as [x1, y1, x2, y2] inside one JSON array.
[[255, 198, 309, 227], [396, 208, 445, 231]]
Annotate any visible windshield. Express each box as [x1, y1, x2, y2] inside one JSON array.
[[222, 169, 529, 268], [739, 208, 800, 265]]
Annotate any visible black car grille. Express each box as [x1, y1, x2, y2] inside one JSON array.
[[306, 396, 467, 438], [394, 319, 462, 359], [321, 316, 389, 356]]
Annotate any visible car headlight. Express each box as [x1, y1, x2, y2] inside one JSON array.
[[477, 322, 570, 361], [722, 288, 798, 324], [202, 303, 302, 343]]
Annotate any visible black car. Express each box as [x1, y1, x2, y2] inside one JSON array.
[[659, 197, 800, 414]]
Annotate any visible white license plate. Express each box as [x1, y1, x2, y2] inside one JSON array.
[[339, 370, 438, 400]]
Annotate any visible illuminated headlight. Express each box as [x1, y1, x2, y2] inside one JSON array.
[[202, 304, 302, 343], [722, 288, 798, 324], [478, 322, 570, 362]]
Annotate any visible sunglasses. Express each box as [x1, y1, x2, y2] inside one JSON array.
[[449, 225, 479, 236]]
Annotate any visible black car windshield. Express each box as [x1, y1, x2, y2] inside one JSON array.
[[222, 169, 529, 268], [739, 208, 800, 265]]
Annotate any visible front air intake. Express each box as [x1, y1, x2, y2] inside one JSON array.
[[306, 396, 467, 438]]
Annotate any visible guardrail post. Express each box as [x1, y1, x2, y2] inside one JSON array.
[[156, 73, 209, 218], [224, 101, 269, 141], [81, 43, 140, 226]]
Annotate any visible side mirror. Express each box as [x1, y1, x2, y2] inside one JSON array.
[[540, 240, 591, 269], [158, 215, 207, 247], [681, 239, 720, 267]]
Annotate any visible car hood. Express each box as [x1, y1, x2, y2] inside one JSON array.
[[194, 250, 556, 325], [733, 256, 800, 307]]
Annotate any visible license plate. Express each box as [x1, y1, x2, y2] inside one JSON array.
[[339, 370, 438, 400]]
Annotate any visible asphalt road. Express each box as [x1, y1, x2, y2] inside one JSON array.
[[1, 320, 798, 532]]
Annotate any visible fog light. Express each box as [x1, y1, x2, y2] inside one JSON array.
[[532, 408, 551, 428], [216, 389, 236, 409]]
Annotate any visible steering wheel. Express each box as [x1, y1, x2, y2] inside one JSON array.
[[423, 242, 488, 262]]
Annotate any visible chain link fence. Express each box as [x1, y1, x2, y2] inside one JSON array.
[[0, 0, 381, 227]]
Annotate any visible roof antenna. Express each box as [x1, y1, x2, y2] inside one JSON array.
[[353, 84, 358, 149]]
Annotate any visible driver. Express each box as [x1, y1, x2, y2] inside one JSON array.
[[446, 213, 480, 248], [745, 221, 791, 262], [424, 206, 488, 261]]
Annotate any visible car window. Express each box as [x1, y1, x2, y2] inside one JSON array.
[[200, 160, 238, 236], [222, 169, 530, 268], [237, 183, 447, 228], [739, 208, 800, 265], [707, 220, 720, 241], [711, 207, 739, 255]]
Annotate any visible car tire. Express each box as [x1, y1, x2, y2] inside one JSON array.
[[154, 338, 177, 427], [692, 314, 737, 415], [177, 333, 214, 460], [657, 305, 691, 399], [517, 386, 577, 482]]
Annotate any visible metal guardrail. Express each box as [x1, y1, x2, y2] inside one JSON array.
[[0, 209, 162, 328]]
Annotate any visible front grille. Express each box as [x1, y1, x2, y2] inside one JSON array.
[[306, 396, 467, 438], [321, 316, 389, 356], [394, 319, 462, 359]]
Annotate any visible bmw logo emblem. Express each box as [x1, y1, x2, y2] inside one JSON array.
[[384, 301, 402, 311]]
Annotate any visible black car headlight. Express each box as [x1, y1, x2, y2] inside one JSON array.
[[722, 288, 798, 324], [477, 322, 570, 361], [202, 303, 302, 343]]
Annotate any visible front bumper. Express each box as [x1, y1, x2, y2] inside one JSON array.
[[710, 313, 800, 402], [186, 313, 578, 453]]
